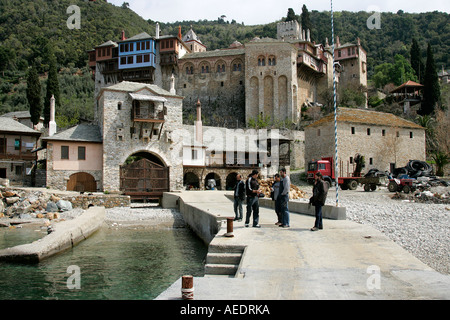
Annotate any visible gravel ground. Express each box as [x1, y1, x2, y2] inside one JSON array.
[[295, 185, 450, 275]]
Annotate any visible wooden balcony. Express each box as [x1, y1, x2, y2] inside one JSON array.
[[132, 104, 165, 123]]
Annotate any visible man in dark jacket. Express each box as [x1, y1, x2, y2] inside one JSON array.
[[310, 172, 329, 231], [233, 174, 245, 221], [245, 170, 262, 228]]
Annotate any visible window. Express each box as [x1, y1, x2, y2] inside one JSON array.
[[338, 50, 341, 57], [318, 163, 326, 170], [347, 48, 351, 56], [61, 146, 69, 160], [14, 139, 20, 151], [410, 132, 413, 139], [350, 157, 353, 164], [127, 56, 133, 64], [125, 43, 129, 52], [15, 165, 22, 176], [382, 129, 386, 136], [137, 55, 143, 63], [351, 127, 355, 134], [396, 131, 400, 138], [78, 146, 86, 160], [144, 54, 150, 62], [317, 129, 321, 136], [369, 158, 373, 165], [367, 128, 371, 136], [146, 41, 150, 50], [118, 102, 122, 110], [191, 149, 198, 160], [120, 57, 126, 65]]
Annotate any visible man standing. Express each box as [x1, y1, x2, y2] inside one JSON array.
[[271, 174, 282, 225], [233, 174, 245, 221], [310, 172, 329, 231], [245, 170, 262, 228], [279, 168, 291, 228]]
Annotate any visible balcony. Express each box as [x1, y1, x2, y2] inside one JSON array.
[[131, 97, 167, 123], [0, 146, 37, 161]]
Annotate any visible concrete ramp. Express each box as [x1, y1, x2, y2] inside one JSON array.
[[0, 207, 105, 263]]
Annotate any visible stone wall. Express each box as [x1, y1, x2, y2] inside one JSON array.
[[61, 194, 130, 209], [305, 121, 426, 173]]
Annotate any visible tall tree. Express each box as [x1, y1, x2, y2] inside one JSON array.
[[43, 56, 61, 126], [300, 4, 312, 37], [26, 64, 42, 126], [285, 8, 297, 22], [420, 43, 441, 116], [410, 38, 425, 83]]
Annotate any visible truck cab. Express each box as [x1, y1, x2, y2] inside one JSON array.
[[307, 157, 333, 184]]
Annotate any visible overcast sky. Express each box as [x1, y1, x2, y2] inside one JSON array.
[[107, 0, 449, 25]]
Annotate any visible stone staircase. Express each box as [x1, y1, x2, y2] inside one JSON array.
[[204, 245, 246, 277]]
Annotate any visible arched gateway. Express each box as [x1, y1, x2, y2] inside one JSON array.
[[120, 152, 169, 202]]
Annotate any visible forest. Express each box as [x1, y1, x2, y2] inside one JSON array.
[[0, 0, 449, 128]]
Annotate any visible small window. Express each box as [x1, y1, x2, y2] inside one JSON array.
[[61, 146, 69, 160], [14, 139, 20, 151], [396, 131, 400, 138], [120, 57, 126, 65], [367, 128, 371, 136], [351, 127, 355, 134], [78, 146, 86, 160], [317, 129, 321, 136], [382, 129, 386, 136], [118, 102, 122, 110], [127, 56, 133, 64], [338, 50, 341, 57], [191, 149, 198, 160], [221, 81, 224, 87], [370, 158, 373, 165], [15, 165, 22, 175], [144, 54, 150, 62], [137, 55, 143, 63], [350, 157, 353, 164], [410, 132, 413, 139]]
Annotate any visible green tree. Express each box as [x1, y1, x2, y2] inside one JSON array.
[[410, 38, 425, 83], [285, 8, 298, 22], [301, 5, 312, 37], [391, 54, 417, 86], [43, 56, 61, 125], [26, 63, 42, 126], [431, 151, 449, 176], [420, 43, 441, 116]]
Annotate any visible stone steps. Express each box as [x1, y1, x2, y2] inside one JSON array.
[[204, 245, 245, 277]]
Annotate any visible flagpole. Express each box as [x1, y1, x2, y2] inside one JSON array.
[[331, 0, 339, 207]]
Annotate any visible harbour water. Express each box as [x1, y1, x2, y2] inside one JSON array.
[[0, 224, 207, 300]]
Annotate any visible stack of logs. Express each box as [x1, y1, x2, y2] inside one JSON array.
[[258, 179, 308, 199]]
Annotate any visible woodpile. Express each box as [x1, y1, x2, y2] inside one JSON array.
[[258, 179, 308, 200]]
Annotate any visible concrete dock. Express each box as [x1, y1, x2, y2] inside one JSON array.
[[157, 191, 450, 300]]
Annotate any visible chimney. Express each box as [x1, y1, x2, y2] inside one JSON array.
[[325, 37, 329, 47], [121, 30, 126, 41], [49, 95, 57, 136], [178, 25, 182, 39], [194, 99, 203, 145], [357, 37, 361, 46], [170, 74, 176, 94], [336, 36, 340, 47], [155, 23, 160, 39]]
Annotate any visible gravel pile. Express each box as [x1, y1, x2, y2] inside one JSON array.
[[320, 188, 450, 275], [105, 206, 185, 228]]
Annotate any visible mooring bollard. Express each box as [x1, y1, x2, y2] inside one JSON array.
[[181, 275, 194, 300], [225, 217, 234, 237]]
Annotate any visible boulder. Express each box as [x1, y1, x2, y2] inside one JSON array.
[[56, 200, 72, 212], [46, 202, 58, 213], [6, 197, 20, 205]]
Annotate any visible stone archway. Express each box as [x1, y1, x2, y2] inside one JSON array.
[[204, 172, 221, 190], [184, 172, 200, 190], [67, 172, 97, 192], [225, 172, 238, 190]]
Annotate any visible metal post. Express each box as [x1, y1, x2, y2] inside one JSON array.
[[181, 275, 194, 300], [331, 0, 339, 207], [225, 217, 234, 237]]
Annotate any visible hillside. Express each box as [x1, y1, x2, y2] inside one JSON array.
[[0, 1, 448, 126]]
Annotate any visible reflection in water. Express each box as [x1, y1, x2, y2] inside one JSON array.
[[0, 226, 207, 300]]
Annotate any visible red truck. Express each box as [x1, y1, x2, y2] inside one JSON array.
[[307, 155, 367, 190]]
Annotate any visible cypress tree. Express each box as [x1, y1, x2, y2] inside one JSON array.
[[410, 38, 424, 83], [420, 43, 440, 116], [26, 64, 42, 126], [286, 8, 297, 22], [301, 5, 312, 37], [43, 56, 60, 126]]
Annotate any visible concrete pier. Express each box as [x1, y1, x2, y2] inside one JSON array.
[[158, 191, 450, 300]]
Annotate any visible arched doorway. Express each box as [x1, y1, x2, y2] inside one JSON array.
[[67, 172, 97, 192], [204, 172, 221, 190], [120, 152, 169, 202], [184, 172, 200, 190], [225, 172, 238, 190]]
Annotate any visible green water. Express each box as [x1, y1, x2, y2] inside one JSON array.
[[0, 226, 207, 300]]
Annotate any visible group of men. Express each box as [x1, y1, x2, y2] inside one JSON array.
[[233, 169, 328, 231]]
